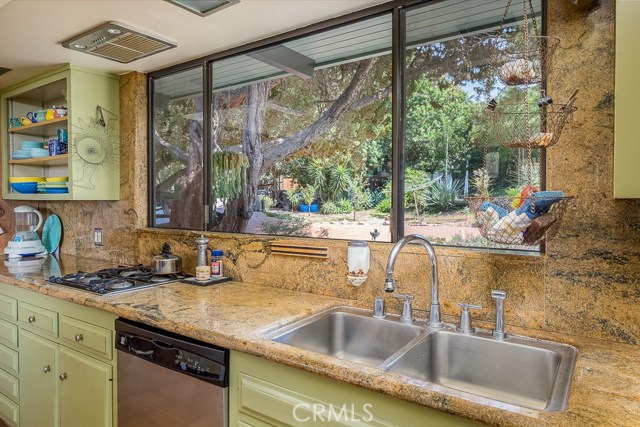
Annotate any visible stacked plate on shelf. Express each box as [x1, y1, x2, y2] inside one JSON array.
[[11, 141, 48, 160], [8, 176, 44, 194], [37, 176, 69, 194]]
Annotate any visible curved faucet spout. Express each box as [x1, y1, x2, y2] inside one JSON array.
[[385, 234, 443, 328]]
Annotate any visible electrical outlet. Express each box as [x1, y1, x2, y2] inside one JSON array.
[[94, 228, 103, 246]]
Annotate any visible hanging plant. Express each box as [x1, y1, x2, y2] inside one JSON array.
[[212, 151, 249, 201]]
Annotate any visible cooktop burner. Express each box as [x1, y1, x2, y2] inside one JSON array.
[[48, 265, 190, 295]]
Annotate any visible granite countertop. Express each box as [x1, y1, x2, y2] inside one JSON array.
[[1, 255, 638, 427]]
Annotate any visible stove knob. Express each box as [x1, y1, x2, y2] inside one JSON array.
[[75, 334, 84, 342]]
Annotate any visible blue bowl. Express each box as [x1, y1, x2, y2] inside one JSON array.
[[10, 182, 39, 194], [21, 141, 43, 150]]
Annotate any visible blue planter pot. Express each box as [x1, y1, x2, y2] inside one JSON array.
[[299, 203, 319, 213]]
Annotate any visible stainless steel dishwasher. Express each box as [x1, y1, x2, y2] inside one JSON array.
[[115, 318, 228, 427]]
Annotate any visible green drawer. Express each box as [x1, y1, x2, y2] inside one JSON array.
[[0, 344, 18, 377], [0, 320, 18, 349], [0, 391, 18, 427], [0, 294, 17, 322], [18, 301, 58, 338], [60, 316, 112, 360], [0, 369, 19, 403]]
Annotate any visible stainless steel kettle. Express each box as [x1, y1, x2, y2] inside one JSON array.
[[152, 242, 182, 274]]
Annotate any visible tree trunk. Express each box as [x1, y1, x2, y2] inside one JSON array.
[[214, 83, 268, 232], [240, 82, 267, 228], [168, 97, 204, 229]]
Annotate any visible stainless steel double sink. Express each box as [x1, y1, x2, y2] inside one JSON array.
[[267, 306, 577, 412]]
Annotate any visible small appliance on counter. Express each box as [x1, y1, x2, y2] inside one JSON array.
[[4, 205, 46, 259]]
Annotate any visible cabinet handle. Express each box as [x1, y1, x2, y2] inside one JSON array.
[[74, 334, 84, 342], [43, 365, 51, 373], [28, 315, 36, 323], [59, 373, 67, 381]]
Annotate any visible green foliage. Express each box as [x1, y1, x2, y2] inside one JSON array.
[[327, 163, 352, 201], [262, 195, 274, 210], [320, 199, 354, 215], [378, 168, 434, 214], [300, 185, 316, 207], [425, 179, 464, 212], [284, 188, 300, 211], [471, 168, 492, 197], [348, 179, 373, 212], [260, 216, 311, 237], [504, 187, 521, 198], [212, 151, 249, 200], [286, 154, 358, 203], [376, 197, 392, 214], [404, 78, 476, 176]]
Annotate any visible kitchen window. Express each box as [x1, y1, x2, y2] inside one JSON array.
[[149, 0, 545, 251]]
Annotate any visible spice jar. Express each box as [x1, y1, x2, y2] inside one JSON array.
[[210, 250, 223, 278]]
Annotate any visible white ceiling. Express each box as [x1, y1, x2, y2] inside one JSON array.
[[0, 0, 390, 89]]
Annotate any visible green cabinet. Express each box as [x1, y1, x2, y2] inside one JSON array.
[[18, 330, 56, 427], [614, 0, 640, 198], [230, 351, 483, 427], [58, 346, 112, 427], [0, 283, 117, 427], [1, 64, 120, 201]]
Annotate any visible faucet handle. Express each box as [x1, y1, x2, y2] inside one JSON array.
[[491, 289, 507, 300], [373, 297, 385, 319], [392, 293, 414, 302], [457, 303, 482, 311], [392, 293, 414, 323], [491, 290, 507, 339], [456, 303, 482, 334]]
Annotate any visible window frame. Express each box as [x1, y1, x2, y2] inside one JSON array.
[[148, 0, 548, 251]]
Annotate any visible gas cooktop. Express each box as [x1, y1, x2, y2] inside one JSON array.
[[48, 265, 190, 295]]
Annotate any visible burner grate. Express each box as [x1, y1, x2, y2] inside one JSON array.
[[48, 265, 190, 294]]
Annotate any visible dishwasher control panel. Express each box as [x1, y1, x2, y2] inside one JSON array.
[[175, 349, 223, 379]]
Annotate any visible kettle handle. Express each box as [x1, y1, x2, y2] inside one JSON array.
[[32, 209, 43, 233]]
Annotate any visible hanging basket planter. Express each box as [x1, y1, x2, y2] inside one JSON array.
[[488, 35, 561, 86], [467, 192, 573, 246], [486, 90, 578, 149]]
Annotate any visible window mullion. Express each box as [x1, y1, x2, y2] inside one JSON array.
[[203, 61, 213, 231], [391, 6, 407, 242]]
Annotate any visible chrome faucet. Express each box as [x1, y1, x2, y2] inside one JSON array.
[[384, 234, 443, 328], [491, 290, 507, 339]]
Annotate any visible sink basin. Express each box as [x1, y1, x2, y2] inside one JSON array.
[[385, 330, 577, 411], [269, 306, 424, 367]]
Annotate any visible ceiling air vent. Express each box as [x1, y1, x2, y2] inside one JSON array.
[[62, 22, 176, 63]]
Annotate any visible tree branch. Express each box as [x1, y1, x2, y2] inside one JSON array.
[[153, 129, 187, 162], [261, 58, 378, 169], [267, 101, 305, 116]]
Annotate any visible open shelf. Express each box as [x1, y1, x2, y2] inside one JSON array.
[[9, 154, 68, 166], [7, 117, 67, 137]]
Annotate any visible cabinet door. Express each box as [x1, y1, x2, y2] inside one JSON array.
[[58, 346, 113, 427], [19, 329, 57, 427]]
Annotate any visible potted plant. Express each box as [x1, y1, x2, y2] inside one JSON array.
[[299, 185, 318, 215]]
